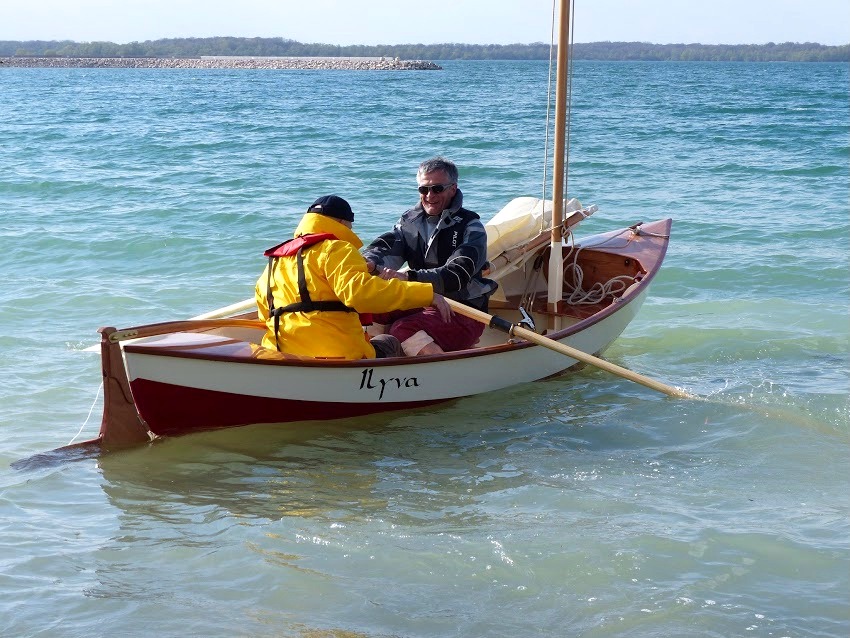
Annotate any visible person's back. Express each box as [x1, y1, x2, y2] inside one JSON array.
[[255, 195, 444, 359]]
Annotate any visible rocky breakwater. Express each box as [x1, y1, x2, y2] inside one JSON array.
[[0, 56, 441, 70]]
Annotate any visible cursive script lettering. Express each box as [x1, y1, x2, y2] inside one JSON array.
[[359, 368, 421, 400]]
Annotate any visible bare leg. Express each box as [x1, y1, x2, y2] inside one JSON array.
[[401, 329, 443, 356], [416, 341, 445, 356]]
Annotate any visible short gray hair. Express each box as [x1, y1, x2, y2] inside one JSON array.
[[418, 157, 458, 183]]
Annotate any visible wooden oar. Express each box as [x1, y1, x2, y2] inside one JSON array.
[[444, 298, 695, 399], [191, 298, 257, 320]]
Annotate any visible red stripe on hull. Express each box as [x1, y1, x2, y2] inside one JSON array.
[[130, 379, 449, 436]]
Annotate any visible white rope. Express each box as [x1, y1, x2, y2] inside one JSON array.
[[560, 227, 641, 304], [505, 223, 648, 311], [66, 381, 102, 445], [562, 241, 637, 305], [534, 227, 640, 306]]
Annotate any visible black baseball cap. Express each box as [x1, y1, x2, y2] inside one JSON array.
[[307, 195, 354, 222]]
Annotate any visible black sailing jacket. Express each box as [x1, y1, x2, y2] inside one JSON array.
[[362, 190, 497, 310]]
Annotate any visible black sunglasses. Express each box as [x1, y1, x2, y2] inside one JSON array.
[[418, 183, 455, 195]]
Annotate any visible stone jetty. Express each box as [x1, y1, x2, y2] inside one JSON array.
[[0, 56, 441, 71]]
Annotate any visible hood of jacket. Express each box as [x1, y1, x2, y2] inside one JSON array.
[[294, 212, 363, 249]]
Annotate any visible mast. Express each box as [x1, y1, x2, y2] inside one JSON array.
[[547, 0, 571, 329]]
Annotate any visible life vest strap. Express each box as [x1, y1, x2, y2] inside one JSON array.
[[264, 235, 355, 351]]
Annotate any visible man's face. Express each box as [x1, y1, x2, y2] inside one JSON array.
[[417, 169, 457, 216]]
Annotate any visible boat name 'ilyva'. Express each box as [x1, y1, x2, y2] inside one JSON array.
[[359, 368, 420, 400]]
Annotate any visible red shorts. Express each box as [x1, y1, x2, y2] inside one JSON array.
[[373, 307, 484, 352]]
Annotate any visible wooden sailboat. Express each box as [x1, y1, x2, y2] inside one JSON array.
[[84, 0, 679, 450]]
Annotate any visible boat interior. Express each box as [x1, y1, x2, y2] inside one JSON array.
[[123, 241, 650, 356], [115, 200, 670, 360]]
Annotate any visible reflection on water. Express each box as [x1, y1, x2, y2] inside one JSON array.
[[98, 417, 400, 523], [11, 440, 102, 472], [95, 388, 575, 525]]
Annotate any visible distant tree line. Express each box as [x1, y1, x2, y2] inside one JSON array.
[[1, 38, 847, 62]]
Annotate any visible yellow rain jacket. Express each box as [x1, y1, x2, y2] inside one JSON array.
[[255, 213, 434, 359]]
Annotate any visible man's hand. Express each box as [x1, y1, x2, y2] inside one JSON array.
[[379, 267, 408, 281], [430, 294, 453, 323]]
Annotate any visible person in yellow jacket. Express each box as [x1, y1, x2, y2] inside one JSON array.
[[255, 195, 452, 359]]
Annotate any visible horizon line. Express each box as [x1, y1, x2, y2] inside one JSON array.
[[2, 37, 847, 48]]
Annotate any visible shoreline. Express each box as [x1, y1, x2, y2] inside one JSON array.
[[0, 56, 442, 70]]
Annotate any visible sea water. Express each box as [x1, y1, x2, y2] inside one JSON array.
[[0, 60, 847, 637]]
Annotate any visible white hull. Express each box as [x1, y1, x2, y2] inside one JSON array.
[[127, 285, 644, 405]]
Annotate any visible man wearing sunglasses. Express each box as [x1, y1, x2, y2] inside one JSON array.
[[363, 157, 496, 356]]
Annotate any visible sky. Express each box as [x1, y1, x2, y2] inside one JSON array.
[[1, 0, 848, 46]]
